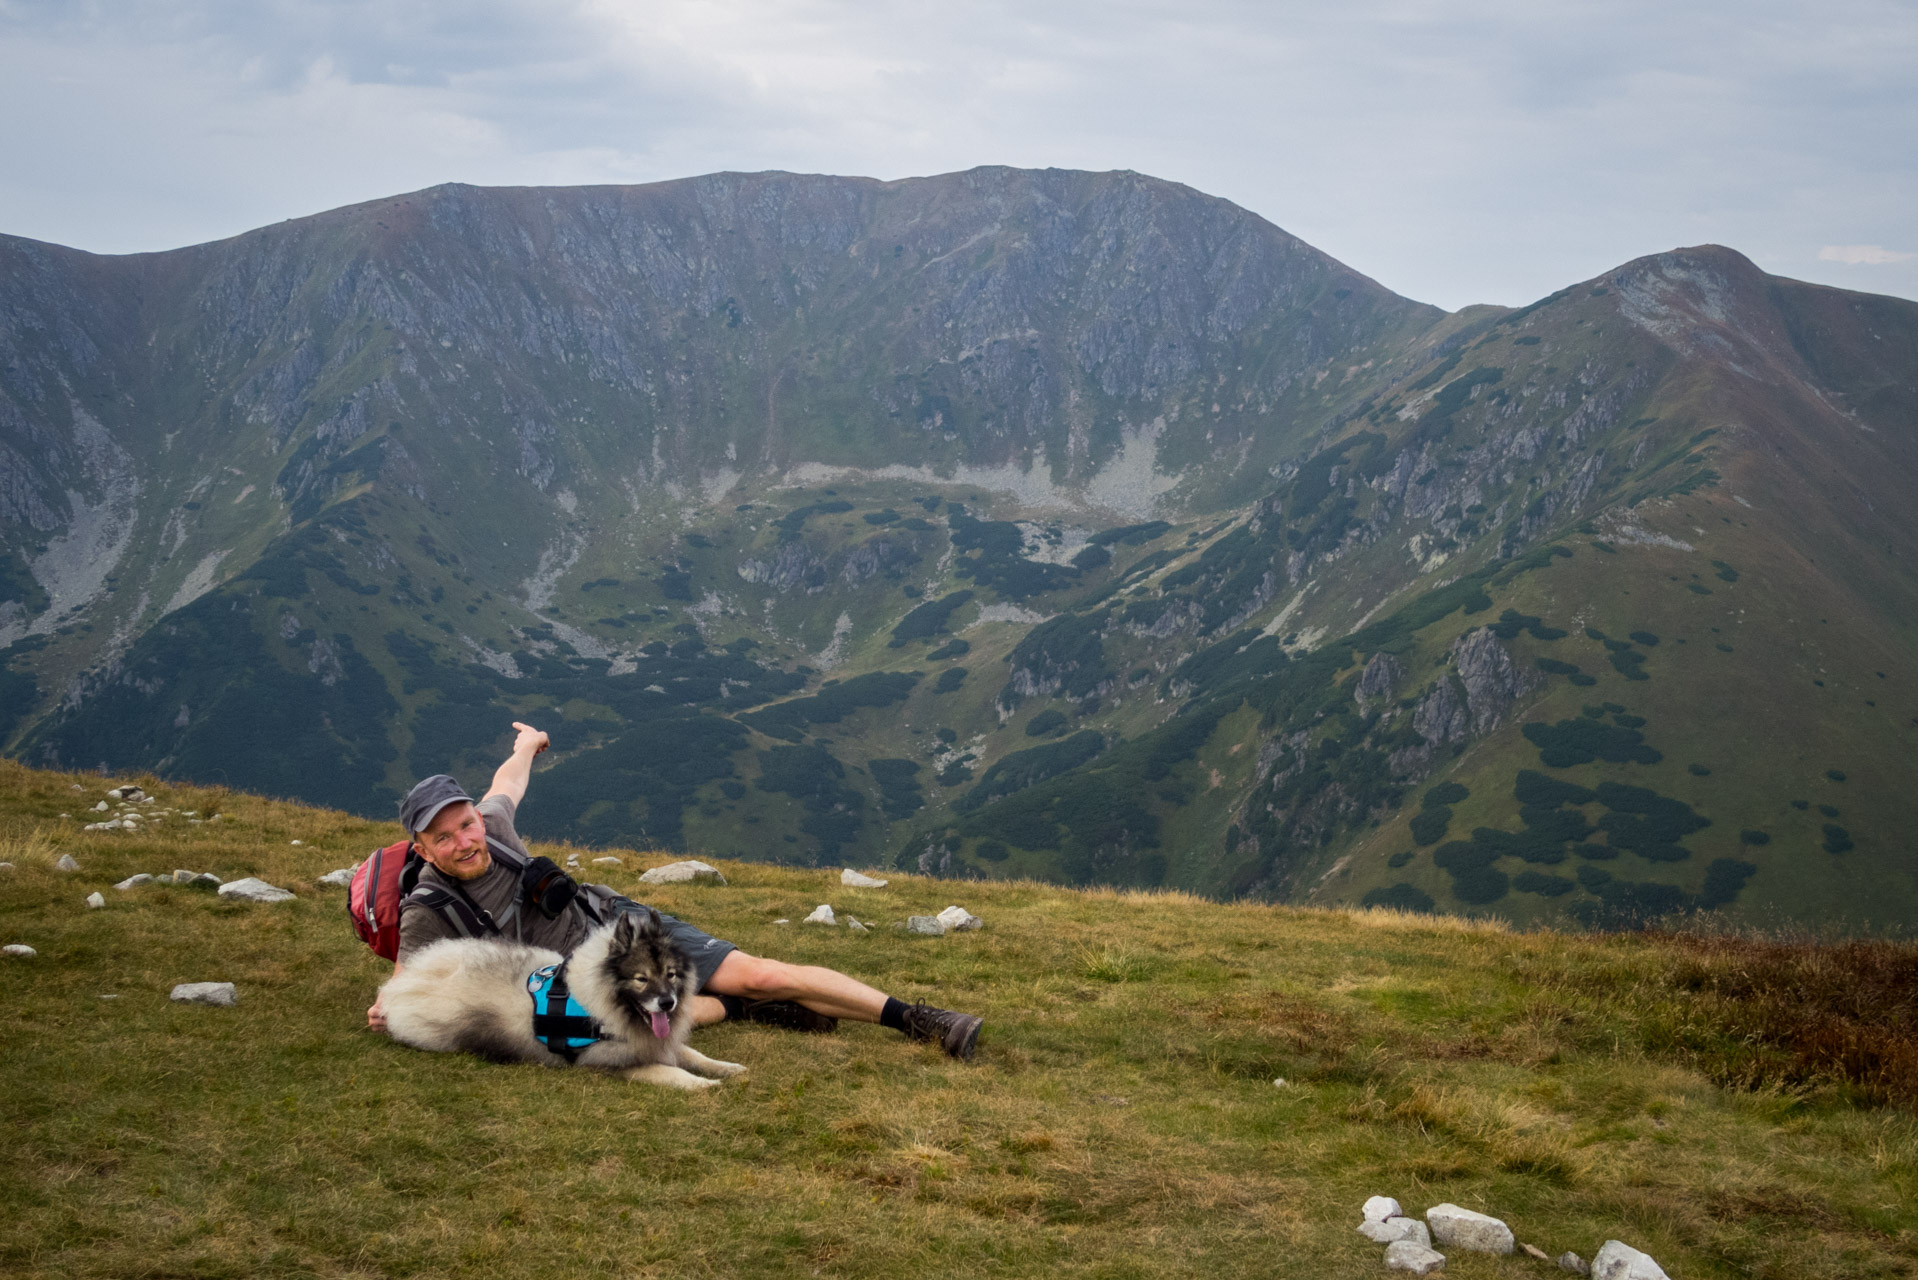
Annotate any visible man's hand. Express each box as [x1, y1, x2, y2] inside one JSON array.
[[512, 721, 550, 758], [367, 993, 388, 1032]]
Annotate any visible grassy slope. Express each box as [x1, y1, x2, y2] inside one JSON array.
[[3, 759, 1915, 1279]]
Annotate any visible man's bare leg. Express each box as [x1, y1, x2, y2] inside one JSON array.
[[704, 951, 888, 1021]]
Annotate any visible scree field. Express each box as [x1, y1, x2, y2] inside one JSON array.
[[1, 759, 1915, 1279]]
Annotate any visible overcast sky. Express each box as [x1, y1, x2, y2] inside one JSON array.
[[2, 0, 1914, 310]]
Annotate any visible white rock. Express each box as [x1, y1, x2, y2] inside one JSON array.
[[840, 868, 889, 888], [172, 870, 199, 884], [108, 786, 145, 801], [190, 873, 222, 889], [772, 918, 790, 925], [217, 877, 295, 904], [70, 783, 84, 790], [907, 915, 947, 936], [4, 944, 36, 958], [1558, 1252, 1590, 1276], [936, 904, 982, 931], [1385, 1240, 1447, 1275], [84, 823, 110, 832], [86, 892, 105, 909], [55, 854, 81, 872], [638, 859, 727, 885], [1591, 1241, 1669, 1280], [0, 861, 11, 871], [1426, 1205, 1514, 1255], [170, 981, 237, 1007], [591, 856, 623, 866], [289, 839, 302, 846], [1362, 1218, 1431, 1247], [1272, 1077, 1288, 1088], [803, 904, 837, 925], [565, 855, 580, 867], [115, 874, 154, 890], [92, 801, 109, 812], [1522, 1244, 1551, 1261], [316, 868, 356, 888], [847, 917, 871, 933], [1364, 1196, 1404, 1223]]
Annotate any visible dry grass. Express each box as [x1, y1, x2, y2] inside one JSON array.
[[1, 759, 1916, 1278]]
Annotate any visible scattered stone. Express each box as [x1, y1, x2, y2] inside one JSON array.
[[4, 944, 37, 958], [1521, 1243, 1551, 1261], [1591, 1241, 1668, 1280], [847, 917, 871, 933], [1272, 1077, 1288, 1088], [108, 786, 145, 801], [0, 862, 12, 871], [906, 915, 947, 936], [1384, 1240, 1447, 1275], [591, 856, 622, 866], [1558, 1252, 1590, 1276], [638, 859, 726, 885], [289, 839, 303, 846], [1363, 1196, 1404, 1224], [316, 868, 356, 888], [86, 891, 105, 909], [803, 904, 837, 925], [1426, 1204, 1514, 1255], [115, 874, 154, 891], [565, 855, 580, 867], [217, 877, 295, 904], [936, 904, 982, 931], [70, 783, 84, 791], [98, 993, 119, 999], [55, 853, 81, 872], [190, 873, 221, 889], [1362, 1218, 1431, 1246], [172, 869, 199, 884], [840, 868, 888, 888], [170, 981, 237, 1007], [92, 801, 108, 812], [773, 919, 790, 925]]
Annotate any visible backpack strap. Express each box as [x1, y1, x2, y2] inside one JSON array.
[[404, 883, 501, 942], [526, 960, 603, 1062]]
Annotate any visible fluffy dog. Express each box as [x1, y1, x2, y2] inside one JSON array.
[[379, 907, 745, 1089]]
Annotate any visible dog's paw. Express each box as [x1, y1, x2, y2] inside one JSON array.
[[708, 1060, 747, 1078]]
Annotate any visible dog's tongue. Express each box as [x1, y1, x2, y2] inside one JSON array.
[[649, 1011, 672, 1039]]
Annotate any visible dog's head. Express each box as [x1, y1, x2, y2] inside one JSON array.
[[603, 908, 695, 1040]]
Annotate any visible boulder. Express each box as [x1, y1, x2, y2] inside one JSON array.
[[936, 905, 982, 931], [803, 904, 837, 925], [4, 943, 37, 958], [1426, 1204, 1514, 1255], [86, 892, 105, 909], [115, 874, 155, 891], [172, 870, 199, 884], [1362, 1218, 1431, 1247], [108, 786, 145, 801], [189, 873, 223, 889], [1558, 1252, 1590, 1276], [847, 917, 871, 933], [840, 868, 889, 888], [170, 981, 237, 1007], [92, 800, 109, 812], [55, 854, 81, 872], [1591, 1241, 1669, 1280], [217, 877, 295, 904], [592, 856, 623, 866], [907, 915, 947, 936], [1363, 1195, 1404, 1223], [1384, 1240, 1447, 1275], [639, 860, 727, 885], [316, 868, 356, 888]]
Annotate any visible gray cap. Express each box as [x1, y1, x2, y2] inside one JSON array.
[[400, 774, 474, 836]]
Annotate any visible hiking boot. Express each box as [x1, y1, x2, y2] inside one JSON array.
[[739, 999, 838, 1034], [899, 1002, 983, 1060]]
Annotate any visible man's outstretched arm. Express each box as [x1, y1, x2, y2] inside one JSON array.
[[485, 721, 550, 806]]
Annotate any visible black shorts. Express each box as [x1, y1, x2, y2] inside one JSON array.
[[603, 896, 737, 992]]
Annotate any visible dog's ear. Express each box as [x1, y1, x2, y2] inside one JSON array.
[[610, 909, 640, 953]]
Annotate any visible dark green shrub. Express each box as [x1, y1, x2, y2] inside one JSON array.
[[933, 667, 967, 694], [1585, 627, 1608, 641], [957, 731, 1106, 812], [1698, 858, 1758, 908], [1409, 808, 1452, 846], [1087, 521, 1172, 548], [1688, 763, 1711, 776], [1471, 826, 1568, 864], [1025, 708, 1068, 737], [1574, 842, 1618, 861], [935, 727, 957, 744], [1609, 648, 1649, 680], [1686, 583, 1713, 595], [1523, 718, 1662, 767], [719, 780, 746, 800], [1518, 807, 1592, 843], [1361, 883, 1436, 912], [1576, 864, 1614, 890], [927, 638, 971, 660], [1071, 544, 1112, 570], [1425, 781, 1470, 808], [863, 508, 900, 525], [1712, 559, 1739, 582], [936, 761, 973, 786], [1514, 769, 1597, 808], [868, 758, 925, 820], [1514, 870, 1576, 897], [1629, 631, 1660, 646], [1536, 657, 1583, 676], [1569, 672, 1598, 686], [1790, 799, 1808, 810], [1387, 850, 1415, 869], [975, 839, 1010, 862], [890, 590, 975, 645], [659, 567, 694, 600], [1818, 804, 1840, 818], [1823, 825, 1854, 854], [1738, 829, 1771, 846], [741, 671, 923, 740], [1827, 769, 1848, 782], [1450, 866, 1510, 904]]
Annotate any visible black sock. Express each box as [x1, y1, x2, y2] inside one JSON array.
[[716, 994, 748, 1021], [880, 996, 911, 1033]]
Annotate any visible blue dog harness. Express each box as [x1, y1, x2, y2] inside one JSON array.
[[526, 960, 604, 1062]]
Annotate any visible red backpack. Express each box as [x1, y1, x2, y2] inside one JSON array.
[[348, 840, 420, 961]]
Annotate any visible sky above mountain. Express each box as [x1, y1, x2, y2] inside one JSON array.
[[1, 0, 1914, 311]]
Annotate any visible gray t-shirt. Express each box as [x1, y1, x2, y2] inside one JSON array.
[[396, 794, 594, 963]]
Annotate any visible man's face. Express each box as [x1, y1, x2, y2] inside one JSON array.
[[416, 801, 491, 880]]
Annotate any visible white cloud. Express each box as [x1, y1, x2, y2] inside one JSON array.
[[1818, 244, 1915, 265]]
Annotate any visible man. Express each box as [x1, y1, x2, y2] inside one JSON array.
[[366, 722, 984, 1059]]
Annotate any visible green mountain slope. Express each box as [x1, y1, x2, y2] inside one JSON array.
[[0, 171, 1912, 931]]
